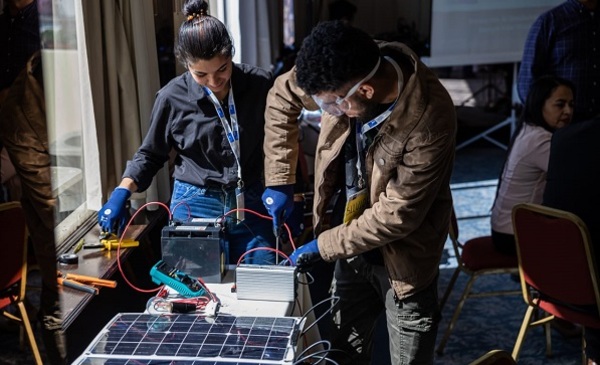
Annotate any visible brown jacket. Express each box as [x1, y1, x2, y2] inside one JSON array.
[[264, 42, 456, 299], [0, 51, 58, 301]]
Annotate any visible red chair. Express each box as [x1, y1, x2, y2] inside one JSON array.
[[511, 203, 600, 364], [437, 207, 520, 354], [0, 202, 43, 365]]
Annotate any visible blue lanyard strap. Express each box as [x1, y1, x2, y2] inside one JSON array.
[[355, 56, 404, 186], [360, 56, 403, 136], [203, 84, 243, 183]]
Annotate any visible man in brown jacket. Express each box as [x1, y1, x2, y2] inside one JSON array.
[[0, 55, 67, 365], [263, 21, 456, 364]]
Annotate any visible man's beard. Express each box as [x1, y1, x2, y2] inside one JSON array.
[[355, 98, 391, 124]]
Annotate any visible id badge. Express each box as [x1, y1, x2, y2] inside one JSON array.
[[343, 188, 368, 224], [235, 187, 245, 222]]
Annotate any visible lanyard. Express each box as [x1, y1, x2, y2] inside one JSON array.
[[360, 56, 403, 136], [354, 120, 366, 189], [202, 84, 243, 183], [355, 56, 404, 186]]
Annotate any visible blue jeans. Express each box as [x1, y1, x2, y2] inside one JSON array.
[[169, 180, 276, 265], [329, 255, 440, 365]]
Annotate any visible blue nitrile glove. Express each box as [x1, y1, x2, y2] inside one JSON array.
[[288, 239, 321, 272], [262, 184, 295, 234], [98, 187, 132, 234]]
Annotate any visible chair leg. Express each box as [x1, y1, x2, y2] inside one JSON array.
[[439, 267, 461, 311], [436, 274, 477, 355], [512, 305, 535, 361], [545, 320, 552, 357], [582, 327, 587, 365], [17, 301, 43, 365]]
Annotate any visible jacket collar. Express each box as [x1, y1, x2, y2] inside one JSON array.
[[377, 43, 427, 143]]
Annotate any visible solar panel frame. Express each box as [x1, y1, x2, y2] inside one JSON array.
[[72, 313, 304, 365]]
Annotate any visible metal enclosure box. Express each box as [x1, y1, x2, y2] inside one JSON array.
[[235, 264, 297, 302]]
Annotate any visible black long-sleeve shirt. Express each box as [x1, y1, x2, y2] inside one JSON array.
[[124, 63, 273, 192], [543, 117, 600, 246]]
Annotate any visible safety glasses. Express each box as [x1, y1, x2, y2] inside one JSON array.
[[311, 57, 381, 116]]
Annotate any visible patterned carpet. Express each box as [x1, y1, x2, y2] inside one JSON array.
[[436, 267, 582, 365], [436, 146, 582, 365]]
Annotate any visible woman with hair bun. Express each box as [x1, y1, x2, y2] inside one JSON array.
[[98, 0, 276, 265]]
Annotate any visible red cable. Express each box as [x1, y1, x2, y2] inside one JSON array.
[[235, 246, 292, 266], [223, 207, 297, 250], [116, 201, 171, 294], [116, 204, 297, 293]]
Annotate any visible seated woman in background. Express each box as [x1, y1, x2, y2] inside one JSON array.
[[490, 75, 574, 256]]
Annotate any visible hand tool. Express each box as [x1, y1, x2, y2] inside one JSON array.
[[60, 272, 117, 288], [57, 271, 117, 295], [83, 237, 139, 250], [72, 238, 85, 254], [57, 276, 98, 295]]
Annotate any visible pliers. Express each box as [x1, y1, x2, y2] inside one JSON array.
[[84, 233, 139, 250]]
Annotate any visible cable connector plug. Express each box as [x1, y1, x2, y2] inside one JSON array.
[[204, 299, 220, 317]]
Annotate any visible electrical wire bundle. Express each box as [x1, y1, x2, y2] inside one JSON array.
[[146, 285, 220, 317]]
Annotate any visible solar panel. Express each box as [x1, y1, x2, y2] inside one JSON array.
[[75, 360, 282, 365], [72, 313, 304, 365]]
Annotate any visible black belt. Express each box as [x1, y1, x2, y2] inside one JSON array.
[[204, 181, 237, 191]]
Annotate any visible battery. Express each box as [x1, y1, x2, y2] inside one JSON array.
[[161, 223, 227, 283]]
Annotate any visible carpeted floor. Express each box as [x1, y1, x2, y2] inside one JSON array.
[[436, 270, 582, 365], [436, 145, 582, 365]]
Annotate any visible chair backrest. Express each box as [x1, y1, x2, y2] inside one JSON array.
[[512, 203, 600, 312], [0, 202, 28, 308]]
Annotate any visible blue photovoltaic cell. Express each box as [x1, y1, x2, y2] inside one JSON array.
[[72, 313, 301, 365]]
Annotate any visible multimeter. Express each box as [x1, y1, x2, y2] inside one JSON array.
[[150, 260, 206, 298]]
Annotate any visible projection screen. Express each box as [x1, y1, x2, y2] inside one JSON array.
[[421, 0, 563, 67]]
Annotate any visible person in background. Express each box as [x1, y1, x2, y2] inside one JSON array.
[[491, 75, 574, 256], [493, 75, 580, 339], [0, 1, 67, 363], [262, 20, 456, 364], [98, 0, 276, 265], [0, 0, 40, 93], [543, 116, 600, 364], [517, 0, 600, 122], [0, 0, 40, 201]]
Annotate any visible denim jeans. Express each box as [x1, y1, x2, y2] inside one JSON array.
[[170, 180, 276, 265], [329, 255, 441, 365]]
